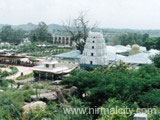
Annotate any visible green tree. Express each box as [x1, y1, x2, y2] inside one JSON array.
[[113, 33, 149, 46], [62, 64, 160, 108], [13, 29, 27, 44], [29, 22, 52, 43], [0, 25, 14, 43], [150, 53, 160, 68], [0, 25, 27, 44], [144, 37, 160, 50], [139, 89, 160, 107]]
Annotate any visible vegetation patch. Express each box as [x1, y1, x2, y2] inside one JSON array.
[[16, 73, 33, 80]]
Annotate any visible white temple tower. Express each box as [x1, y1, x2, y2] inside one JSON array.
[[80, 32, 108, 66]]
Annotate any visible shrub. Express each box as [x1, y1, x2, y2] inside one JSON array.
[[0, 80, 9, 87], [0, 91, 24, 119]]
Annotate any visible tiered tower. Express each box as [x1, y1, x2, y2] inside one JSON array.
[[80, 32, 108, 66]]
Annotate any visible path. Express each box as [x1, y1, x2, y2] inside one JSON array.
[[6, 66, 33, 80]]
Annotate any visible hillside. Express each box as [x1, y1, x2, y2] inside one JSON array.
[[0, 23, 160, 36]]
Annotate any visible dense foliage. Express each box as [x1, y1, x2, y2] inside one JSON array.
[[0, 63, 160, 119], [29, 22, 52, 43], [112, 33, 149, 46], [144, 37, 160, 50], [151, 53, 160, 68], [0, 25, 27, 44], [62, 64, 160, 119], [0, 22, 53, 45]]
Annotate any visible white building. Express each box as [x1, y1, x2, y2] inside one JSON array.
[[32, 60, 77, 81], [134, 113, 148, 120], [80, 32, 108, 66], [52, 33, 72, 46]]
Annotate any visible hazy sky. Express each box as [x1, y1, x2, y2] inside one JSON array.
[[0, 0, 160, 29]]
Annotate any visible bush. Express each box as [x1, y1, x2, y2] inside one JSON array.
[[22, 84, 31, 90], [0, 91, 24, 119], [0, 80, 9, 87]]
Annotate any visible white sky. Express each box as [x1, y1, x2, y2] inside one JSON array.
[[0, 0, 160, 29]]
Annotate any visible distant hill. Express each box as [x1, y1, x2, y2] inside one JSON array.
[[0, 23, 63, 32], [48, 24, 63, 32], [101, 28, 160, 37], [0, 24, 7, 29], [12, 23, 37, 31], [0, 23, 160, 37]]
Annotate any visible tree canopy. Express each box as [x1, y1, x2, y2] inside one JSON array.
[[151, 53, 160, 68], [29, 22, 53, 43], [112, 33, 149, 46], [62, 64, 160, 108], [0, 25, 26, 44], [144, 37, 160, 50]]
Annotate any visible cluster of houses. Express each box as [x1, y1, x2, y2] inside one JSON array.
[[0, 32, 159, 81]]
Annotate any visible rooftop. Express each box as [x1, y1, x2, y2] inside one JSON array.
[[43, 61, 58, 65], [53, 50, 82, 59], [53, 45, 160, 65], [32, 65, 69, 74], [32, 60, 78, 74]]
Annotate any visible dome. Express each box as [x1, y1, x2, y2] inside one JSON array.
[[132, 44, 140, 51], [129, 44, 140, 56]]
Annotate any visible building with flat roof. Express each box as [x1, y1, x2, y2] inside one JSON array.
[[52, 32, 72, 47], [32, 60, 77, 81]]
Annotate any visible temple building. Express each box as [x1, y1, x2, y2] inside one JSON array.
[[80, 32, 108, 67], [53, 34, 72, 46], [32, 60, 77, 81], [54, 32, 159, 66]]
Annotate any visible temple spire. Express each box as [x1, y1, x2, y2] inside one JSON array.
[[80, 32, 108, 67]]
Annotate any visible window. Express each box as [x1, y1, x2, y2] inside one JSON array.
[[46, 64, 49, 68], [62, 39, 65, 44], [52, 64, 55, 68], [66, 37, 69, 40], [66, 39, 68, 44], [55, 40, 57, 44], [90, 61, 93, 65], [91, 53, 94, 56], [92, 41, 95, 43], [92, 46, 94, 49]]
